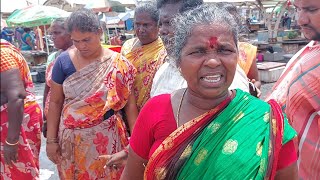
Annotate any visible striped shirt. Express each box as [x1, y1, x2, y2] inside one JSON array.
[[266, 41, 320, 179]]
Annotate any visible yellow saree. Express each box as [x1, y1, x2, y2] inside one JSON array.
[[121, 37, 167, 111], [238, 42, 257, 75]]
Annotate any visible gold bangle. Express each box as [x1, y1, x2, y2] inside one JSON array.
[[5, 140, 19, 146]]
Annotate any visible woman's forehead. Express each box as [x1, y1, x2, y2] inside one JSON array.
[[187, 24, 235, 44], [191, 24, 232, 37], [71, 30, 96, 39]]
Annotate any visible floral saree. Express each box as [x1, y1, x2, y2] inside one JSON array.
[[57, 53, 136, 179], [145, 90, 296, 180], [0, 40, 42, 180], [121, 37, 167, 111], [238, 42, 257, 75]]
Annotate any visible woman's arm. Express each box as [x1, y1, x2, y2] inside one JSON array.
[[247, 59, 261, 89], [43, 83, 50, 113], [46, 81, 64, 164], [46, 82, 64, 138], [42, 83, 50, 137], [0, 68, 27, 165], [124, 93, 138, 133], [120, 147, 148, 180]]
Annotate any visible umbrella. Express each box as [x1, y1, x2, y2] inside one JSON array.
[[7, 5, 70, 54], [7, 5, 70, 27]]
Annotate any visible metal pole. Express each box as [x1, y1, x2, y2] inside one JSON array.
[[43, 25, 49, 55]]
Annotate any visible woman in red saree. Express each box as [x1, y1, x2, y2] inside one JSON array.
[[1, 39, 43, 179], [121, 4, 298, 180], [46, 9, 138, 179]]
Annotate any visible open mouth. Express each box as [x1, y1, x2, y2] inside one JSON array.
[[201, 74, 222, 83]]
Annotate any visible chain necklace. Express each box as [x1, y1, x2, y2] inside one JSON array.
[[176, 88, 187, 127]]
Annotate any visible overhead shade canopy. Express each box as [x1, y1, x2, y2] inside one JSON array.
[[7, 5, 70, 27]]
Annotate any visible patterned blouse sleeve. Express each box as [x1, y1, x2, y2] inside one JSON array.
[[106, 53, 137, 111], [0, 49, 19, 72]]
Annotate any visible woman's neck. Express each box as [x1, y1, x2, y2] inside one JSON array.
[[79, 46, 103, 60], [62, 42, 73, 51], [185, 89, 231, 111]]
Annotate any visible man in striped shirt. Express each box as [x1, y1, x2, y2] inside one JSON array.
[[267, 0, 320, 179]]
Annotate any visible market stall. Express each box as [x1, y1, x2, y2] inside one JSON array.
[[6, 5, 70, 65]]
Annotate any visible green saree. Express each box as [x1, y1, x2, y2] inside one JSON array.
[[145, 89, 296, 180]]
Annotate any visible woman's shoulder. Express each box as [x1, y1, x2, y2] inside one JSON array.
[[235, 89, 270, 109], [138, 94, 174, 129], [52, 51, 75, 73], [143, 94, 171, 110], [56, 51, 70, 61], [140, 94, 172, 118]]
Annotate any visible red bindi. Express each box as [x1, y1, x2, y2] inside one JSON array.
[[208, 36, 218, 49]]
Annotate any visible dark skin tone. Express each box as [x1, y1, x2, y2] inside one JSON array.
[[247, 59, 262, 97], [106, 11, 161, 169], [46, 29, 139, 165], [0, 68, 27, 166], [121, 24, 298, 180], [121, 89, 299, 180], [134, 12, 159, 45], [42, 22, 73, 137]]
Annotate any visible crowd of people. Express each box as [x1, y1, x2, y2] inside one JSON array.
[[0, 26, 46, 51], [0, 0, 319, 179]]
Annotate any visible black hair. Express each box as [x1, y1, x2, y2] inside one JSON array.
[[66, 8, 101, 33], [156, 0, 203, 12], [135, 3, 159, 23]]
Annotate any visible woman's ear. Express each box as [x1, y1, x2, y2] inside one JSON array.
[[98, 28, 103, 37]]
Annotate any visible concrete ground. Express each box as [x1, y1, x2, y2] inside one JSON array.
[[35, 82, 274, 179]]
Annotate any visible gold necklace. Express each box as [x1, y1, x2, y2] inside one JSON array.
[[176, 88, 187, 127]]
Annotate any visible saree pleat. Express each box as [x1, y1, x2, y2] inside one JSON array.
[[56, 53, 136, 179]]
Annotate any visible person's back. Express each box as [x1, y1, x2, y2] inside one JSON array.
[[266, 0, 320, 178], [1, 28, 13, 43], [21, 28, 34, 50], [0, 39, 42, 179]]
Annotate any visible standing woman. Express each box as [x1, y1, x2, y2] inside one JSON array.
[[21, 28, 35, 51], [42, 18, 73, 137], [122, 4, 298, 180], [121, 3, 167, 112], [1, 39, 43, 179], [46, 9, 138, 179]]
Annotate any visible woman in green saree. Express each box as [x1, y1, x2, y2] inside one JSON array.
[[121, 4, 298, 180]]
